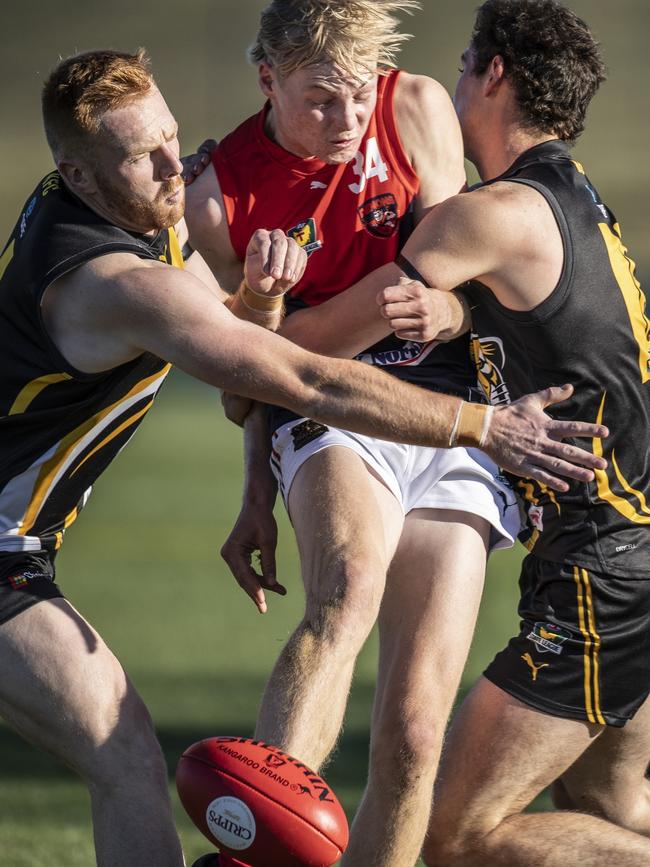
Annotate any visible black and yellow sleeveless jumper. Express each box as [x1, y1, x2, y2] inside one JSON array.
[[465, 140, 649, 578], [0, 171, 182, 555]]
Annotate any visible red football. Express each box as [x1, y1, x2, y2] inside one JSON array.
[[176, 737, 349, 867]]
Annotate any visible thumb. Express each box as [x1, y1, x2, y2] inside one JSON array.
[[536, 383, 574, 409]]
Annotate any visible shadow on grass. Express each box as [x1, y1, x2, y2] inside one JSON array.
[[0, 677, 553, 812]]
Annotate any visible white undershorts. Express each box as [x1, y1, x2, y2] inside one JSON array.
[[270, 419, 523, 553]]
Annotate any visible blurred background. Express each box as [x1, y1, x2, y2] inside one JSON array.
[[0, 1, 647, 864]]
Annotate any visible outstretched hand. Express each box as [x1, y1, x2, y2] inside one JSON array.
[[484, 384, 609, 491]]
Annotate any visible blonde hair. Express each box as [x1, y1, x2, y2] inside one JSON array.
[[248, 0, 421, 79], [42, 49, 154, 157]]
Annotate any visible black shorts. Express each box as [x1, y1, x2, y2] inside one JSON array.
[[484, 554, 650, 727], [0, 551, 64, 626]]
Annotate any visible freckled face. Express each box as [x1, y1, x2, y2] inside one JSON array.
[[264, 61, 379, 165], [92, 87, 185, 232]]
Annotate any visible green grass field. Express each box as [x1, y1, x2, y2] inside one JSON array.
[[1, 2, 645, 861], [0, 371, 544, 866]]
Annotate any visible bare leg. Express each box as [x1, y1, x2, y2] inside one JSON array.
[[255, 446, 404, 769], [553, 690, 650, 834], [423, 678, 650, 867], [0, 599, 184, 867], [341, 510, 488, 867]]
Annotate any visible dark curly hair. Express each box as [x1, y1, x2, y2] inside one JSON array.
[[471, 0, 606, 141]]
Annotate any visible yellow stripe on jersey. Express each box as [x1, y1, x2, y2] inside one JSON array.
[[599, 223, 650, 383], [70, 399, 154, 477], [593, 392, 650, 524], [9, 373, 73, 416], [168, 227, 184, 268], [18, 364, 170, 536], [571, 160, 586, 175], [0, 239, 14, 281]]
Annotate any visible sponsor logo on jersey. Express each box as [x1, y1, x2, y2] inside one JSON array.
[[41, 171, 60, 197], [19, 196, 38, 238], [358, 193, 398, 238], [355, 340, 436, 368], [7, 570, 50, 589], [310, 181, 328, 190], [291, 419, 329, 451], [521, 652, 550, 681], [287, 218, 322, 256], [470, 333, 511, 405], [527, 621, 571, 655]]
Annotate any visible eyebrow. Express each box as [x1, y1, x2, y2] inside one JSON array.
[[126, 123, 179, 155]]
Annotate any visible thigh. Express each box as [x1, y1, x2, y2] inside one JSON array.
[[373, 509, 490, 724], [432, 676, 603, 835], [558, 690, 650, 831], [287, 445, 405, 606], [0, 597, 137, 774]]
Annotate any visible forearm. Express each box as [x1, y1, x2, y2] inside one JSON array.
[[242, 403, 277, 506], [292, 353, 464, 448], [279, 262, 402, 356]]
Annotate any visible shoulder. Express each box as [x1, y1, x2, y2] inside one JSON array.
[[393, 72, 456, 119], [391, 72, 465, 212]]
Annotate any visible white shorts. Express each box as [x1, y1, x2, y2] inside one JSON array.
[[270, 419, 523, 553]]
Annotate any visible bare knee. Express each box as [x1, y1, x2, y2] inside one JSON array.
[[73, 681, 167, 792], [303, 561, 383, 651], [369, 711, 444, 796]]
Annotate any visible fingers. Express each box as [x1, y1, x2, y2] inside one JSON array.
[[221, 392, 254, 426], [180, 151, 212, 185], [197, 138, 218, 156], [246, 229, 307, 293], [259, 544, 286, 597], [541, 437, 607, 470], [376, 278, 424, 308], [548, 419, 609, 440], [221, 542, 269, 614]]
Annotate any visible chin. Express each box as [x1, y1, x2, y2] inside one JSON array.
[[323, 148, 358, 165]]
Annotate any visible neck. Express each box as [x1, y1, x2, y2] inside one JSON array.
[[474, 127, 560, 182]]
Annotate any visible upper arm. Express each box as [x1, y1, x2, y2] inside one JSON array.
[[184, 161, 243, 292], [402, 183, 562, 308], [43, 252, 315, 402], [394, 74, 466, 221]]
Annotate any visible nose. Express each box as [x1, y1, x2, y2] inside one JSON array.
[[158, 142, 183, 180], [332, 97, 357, 133]]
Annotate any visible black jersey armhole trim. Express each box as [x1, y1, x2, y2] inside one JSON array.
[[37, 242, 158, 381]]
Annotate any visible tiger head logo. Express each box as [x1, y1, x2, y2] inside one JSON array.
[[469, 333, 511, 406]]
